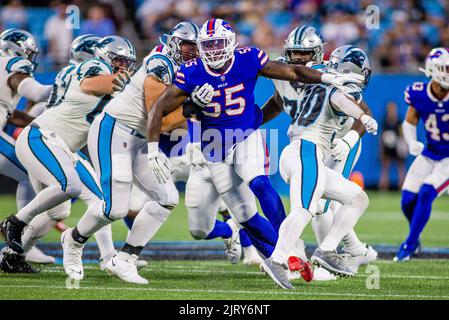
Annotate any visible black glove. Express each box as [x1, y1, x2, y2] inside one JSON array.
[[182, 97, 202, 119]]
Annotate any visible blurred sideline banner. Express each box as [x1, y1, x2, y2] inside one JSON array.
[[3, 73, 427, 195]]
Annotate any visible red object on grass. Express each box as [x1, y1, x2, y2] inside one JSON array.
[[288, 256, 314, 282]]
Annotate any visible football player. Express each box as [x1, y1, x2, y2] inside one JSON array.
[[395, 48, 449, 262], [0, 29, 54, 271], [146, 19, 361, 267], [60, 22, 200, 284], [259, 42, 377, 288], [1, 36, 135, 272]]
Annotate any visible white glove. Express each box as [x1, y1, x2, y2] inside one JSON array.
[[321, 72, 364, 91], [147, 142, 171, 184], [331, 130, 360, 162], [112, 71, 131, 92], [408, 141, 424, 156], [186, 142, 205, 166], [360, 114, 378, 135], [191, 83, 214, 108]]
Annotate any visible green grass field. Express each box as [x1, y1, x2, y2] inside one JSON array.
[[1, 191, 449, 300]]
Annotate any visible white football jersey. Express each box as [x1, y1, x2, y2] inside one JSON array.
[[33, 58, 113, 151], [273, 58, 362, 152], [0, 55, 34, 129], [46, 63, 77, 108], [105, 44, 178, 136]]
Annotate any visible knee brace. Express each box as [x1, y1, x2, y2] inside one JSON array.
[[189, 229, 208, 240]]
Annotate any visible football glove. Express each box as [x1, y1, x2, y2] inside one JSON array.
[[147, 142, 171, 184], [191, 83, 214, 108], [112, 71, 131, 92], [360, 114, 378, 135]]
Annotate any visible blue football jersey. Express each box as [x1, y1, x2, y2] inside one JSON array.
[[174, 46, 269, 161], [405, 81, 449, 160]]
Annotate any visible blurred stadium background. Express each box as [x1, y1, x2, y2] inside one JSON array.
[[1, 0, 446, 194]]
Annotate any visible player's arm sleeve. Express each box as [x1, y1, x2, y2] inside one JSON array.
[[329, 89, 364, 120], [402, 119, 419, 146], [145, 56, 174, 85], [173, 64, 196, 94], [17, 77, 52, 103]]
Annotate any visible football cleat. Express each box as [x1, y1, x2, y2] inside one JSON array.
[[25, 246, 56, 264], [135, 259, 148, 270], [313, 266, 337, 281], [105, 251, 148, 285], [394, 242, 418, 262], [260, 257, 294, 290], [61, 228, 85, 280], [1, 215, 26, 254], [288, 256, 314, 282], [242, 245, 264, 266], [414, 240, 422, 257], [223, 219, 242, 264], [0, 252, 39, 273], [343, 245, 378, 274], [311, 248, 354, 277]]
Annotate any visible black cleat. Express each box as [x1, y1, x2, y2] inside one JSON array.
[[1, 252, 39, 273], [1, 215, 26, 254]]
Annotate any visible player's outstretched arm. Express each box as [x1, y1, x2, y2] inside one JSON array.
[[261, 90, 284, 124], [402, 106, 423, 156], [80, 71, 130, 96], [8, 73, 52, 103], [147, 84, 190, 142], [7, 110, 34, 128]]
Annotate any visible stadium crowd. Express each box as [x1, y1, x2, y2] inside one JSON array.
[[1, 0, 448, 73]]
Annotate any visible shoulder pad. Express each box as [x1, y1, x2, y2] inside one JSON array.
[[76, 59, 112, 81], [5, 56, 34, 76], [145, 51, 176, 85], [341, 83, 363, 103]]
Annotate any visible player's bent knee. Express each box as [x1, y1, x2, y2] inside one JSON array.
[[418, 184, 438, 202], [355, 190, 369, 211], [189, 229, 208, 240], [47, 201, 71, 221], [143, 200, 172, 223]]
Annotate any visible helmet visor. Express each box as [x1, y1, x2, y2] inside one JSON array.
[[110, 52, 136, 73], [199, 38, 231, 68], [285, 49, 315, 65]]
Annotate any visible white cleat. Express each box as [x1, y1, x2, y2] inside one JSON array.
[[223, 219, 242, 264], [105, 251, 148, 285], [343, 245, 378, 274], [25, 246, 56, 264], [135, 259, 148, 270], [101, 250, 148, 271], [242, 245, 263, 266], [61, 228, 85, 281], [313, 266, 337, 281]]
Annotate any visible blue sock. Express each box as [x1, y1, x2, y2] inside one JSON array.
[[205, 220, 232, 239], [123, 216, 134, 230], [401, 190, 418, 225], [241, 212, 278, 257], [239, 229, 252, 248], [249, 175, 286, 232], [406, 184, 438, 246]]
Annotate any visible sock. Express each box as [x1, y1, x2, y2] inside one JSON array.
[[249, 175, 286, 232], [76, 201, 111, 238], [401, 190, 418, 225], [311, 212, 333, 245], [271, 207, 311, 264], [16, 180, 35, 210], [123, 215, 134, 230], [289, 238, 307, 261], [320, 192, 368, 252], [342, 230, 366, 256], [16, 185, 71, 224], [22, 213, 56, 253], [239, 229, 252, 248], [242, 230, 275, 258], [121, 243, 143, 256], [94, 224, 115, 260], [205, 220, 232, 239], [406, 184, 438, 246], [126, 201, 171, 248], [72, 227, 89, 244], [240, 212, 278, 247]]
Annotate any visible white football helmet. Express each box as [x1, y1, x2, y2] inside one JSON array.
[[0, 28, 39, 67], [95, 35, 137, 73], [69, 34, 101, 65], [197, 19, 237, 69], [284, 25, 324, 65], [420, 47, 449, 89]]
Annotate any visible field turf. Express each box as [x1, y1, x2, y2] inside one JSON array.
[[1, 191, 449, 300]]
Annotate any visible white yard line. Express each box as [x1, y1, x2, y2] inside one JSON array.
[[0, 284, 448, 299]]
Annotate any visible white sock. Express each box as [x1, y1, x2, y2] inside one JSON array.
[[76, 201, 111, 238], [126, 201, 171, 248], [312, 212, 333, 245], [22, 213, 56, 253], [288, 238, 308, 261], [342, 229, 366, 256], [16, 180, 35, 210], [94, 224, 115, 260], [271, 207, 312, 264], [16, 185, 70, 224], [320, 192, 369, 252]]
